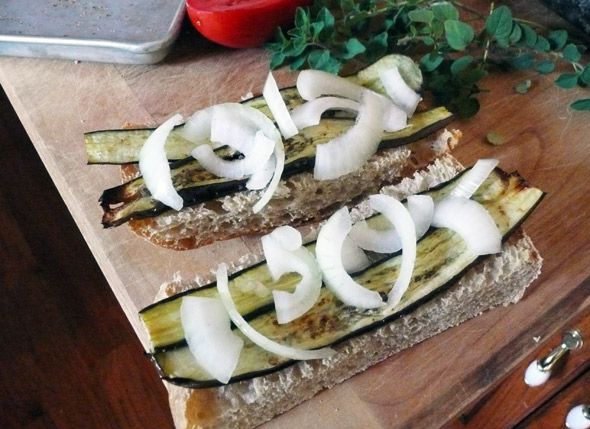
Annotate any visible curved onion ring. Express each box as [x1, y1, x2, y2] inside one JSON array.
[[180, 296, 244, 384], [314, 91, 384, 180], [450, 158, 499, 199], [379, 66, 422, 117], [291, 95, 406, 133], [315, 207, 385, 309], [432, 195, 502, 256], [367, 195, 417, 307], [216, 263, 335, 360], [262, 226, 322, 324], [252, 139, 284, 213], [139, 114, 184, 211], [350, 195, 433, 253], [191, 130, 275, 179], [263, 72, 298, 139]]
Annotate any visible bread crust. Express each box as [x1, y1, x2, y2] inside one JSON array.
[[165, 230, 541, 429]]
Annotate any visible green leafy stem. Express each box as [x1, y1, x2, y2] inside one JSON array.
[[267, 1, 590, 117]]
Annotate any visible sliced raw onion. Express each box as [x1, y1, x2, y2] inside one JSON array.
[[252, 139, 285, 213], [368, 195, 417, 307], [210, 105, 258, 153], [179, 107, 214, 145], [290, 95, 406, 133], [314, 91, 384, 180], [316, 207, 384, 309], [139, 114, 184, 211], [379, 66, 422, 116], [290, 97, 360, 129], [191, 130, 275, 179], [341, 236, 371, 273], [262, 226, 322, 324], [263, 72, 298, 139], [381, 102, 408, 132], [432, 195, 502, 255], [246, 156, 275, 190], [297, 69, 366, 101], [350, 195, 433, 253], [180, 296, 244, 384], [450, 158, 499, 199], [216, 263, 335, 360]]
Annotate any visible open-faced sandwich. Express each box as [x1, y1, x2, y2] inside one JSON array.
[[86, 55, 544, 428]]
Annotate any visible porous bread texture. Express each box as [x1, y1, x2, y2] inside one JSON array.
[[166, 231, 542, 429], [156, 152, 464, 298], [128, 128, 461, 251]]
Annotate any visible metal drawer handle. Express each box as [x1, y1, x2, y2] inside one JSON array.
[[566, 404, 590, 429], [524, 329, 583, 387]]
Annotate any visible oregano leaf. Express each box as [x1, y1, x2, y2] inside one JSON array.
[[444, 19, 475, 51], [421, 53, 443, 71], [512, 53, 535, 70], [536, 60, 555, 74], [431, 2, 459, 21], [408, 9, 434, 24], [580, 65, 590, 85], [485, 5, 513, 40], [535, 36, 550, 52], [514, 79, 532, 94], [563, 43, 582, 62], [456, 96, 480, 118], [450, 55, 472, 75], [570, 98, 590, 111], [555, 72, 580, 88], [269, 52, 285, 70], [520, 23, 538, 47], [547, 29, 568, 50], [342, 38, 366, 60], [509, 24, 522, 44]]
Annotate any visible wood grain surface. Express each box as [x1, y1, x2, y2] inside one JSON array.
[[1, 1, 590, 427], [0, 87, 173, 428]]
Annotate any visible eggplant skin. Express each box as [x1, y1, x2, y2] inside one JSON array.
[[99, 107, 454, 229], [139, 167, 544, 388]]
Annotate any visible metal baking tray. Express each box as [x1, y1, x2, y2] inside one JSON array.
[[0, 0, 186, 64]]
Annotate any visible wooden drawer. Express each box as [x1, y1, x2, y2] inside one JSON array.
[[446, 310, 590, 428]]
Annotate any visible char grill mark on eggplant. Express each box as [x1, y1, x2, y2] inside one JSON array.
[[99, 107, 454, 228], [138, 168, 544, 388]]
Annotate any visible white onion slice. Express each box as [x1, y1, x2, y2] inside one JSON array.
[[180, 296, 244, 384], [262, 226, 322, 324], [368, 195, 417, 307], [179, 107, 214, 145], [216, 263, 335, 360], [191, 130, 275, 179], [252, 139, 285, 213], [379, 66, 422, 117], [314, 91, 384, 180], [297, 69, 366, 101], [341, 236, 371, 273], [210, 105, 258, 153], [139, 114, 184, 211], [381, 102, 408, 132], [246, 156, 275, 190], [290, 97, 360, 129], [350, 195, 433, 253], [450, 158, 499, 199], [432, 195, 502, 255], [263, 72, 298, 139], [316, 207, 384, 309]]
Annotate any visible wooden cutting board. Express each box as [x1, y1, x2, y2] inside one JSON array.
[[1, 1, 590, 426]]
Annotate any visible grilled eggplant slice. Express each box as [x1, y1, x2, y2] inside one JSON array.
[[100, 107, 454, 228], [85, 54, 423, 165], [139, 167, 544, 387]]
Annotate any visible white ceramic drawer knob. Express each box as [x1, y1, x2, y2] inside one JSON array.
[[566, 404, 590, 429], [524, 329, 583, 387]]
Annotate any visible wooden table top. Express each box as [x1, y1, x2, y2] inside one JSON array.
[[1, 1, 589, 427]]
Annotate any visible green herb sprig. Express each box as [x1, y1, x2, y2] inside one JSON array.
[[267, 1, 590, 117]]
